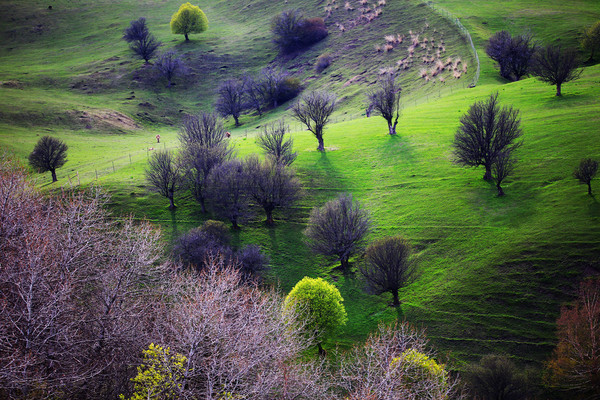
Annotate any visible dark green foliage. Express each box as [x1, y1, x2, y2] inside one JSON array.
[[28, 136, 68, 182]]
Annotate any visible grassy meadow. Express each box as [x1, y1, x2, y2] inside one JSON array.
[[1, 0, 600, 369]]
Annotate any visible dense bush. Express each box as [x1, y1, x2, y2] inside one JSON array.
[[315, 53, 332, 73], [464, 354, 534, 400], [271, 10, 328, 53], [486, 31, 537, 81]]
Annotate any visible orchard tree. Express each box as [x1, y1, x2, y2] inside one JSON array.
[[304, 193, 371, 271], [486, 31, 537, 81], [283, 277, 347, 355], [123, 17, 161, 64], [532, 45, 582, 96], [574, 158, 599, 195], [453, 92, 522, 181], [292, 90, 337, 152], [146, 150, 184, 209], [359, 236, 416, 307], [170, 2, 208, 41], [215, 78, 246, 126], [582, 21, 600, 62], [256, 119, 297, 166], [367, 73, 402, 135], [28, 135, 68, 182], [206, 159, 252, 229]]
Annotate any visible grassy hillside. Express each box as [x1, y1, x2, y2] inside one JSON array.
[[1, 0, 600, 368]]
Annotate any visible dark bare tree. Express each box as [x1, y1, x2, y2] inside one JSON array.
[[532, 45, 582, 96], [574, 158, 599, 195], [242, 74, 264, 117], [292, 90, 337, 152], [453, 92, 523, 181], [146, 150, 184, 209], [256, 119, 297, 166], [258, 66, 288, 109], [245, 155, 301, 226], [492, 150, 517, 196], [179, 112, 228, 147], [271, 9, 328, 53], [173, 226, 231, 271], [359, 236, 415, 307], [123, 17, 161, 64], [486, 31, 537, 81], [154, 51, 187, 87], [304, 193, 371, 271], [28, 135, 68, 182], [206, 159, 252, 229], [215, 78, 246, 126], [367, 73, 402, 135]]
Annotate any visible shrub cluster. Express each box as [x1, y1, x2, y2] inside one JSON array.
[[271, 9, 328, 53]]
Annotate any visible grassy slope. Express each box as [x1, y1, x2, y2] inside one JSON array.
[[1, 0, 600, 367]]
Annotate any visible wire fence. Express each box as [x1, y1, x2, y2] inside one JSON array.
[[426, 1, 480, 87]]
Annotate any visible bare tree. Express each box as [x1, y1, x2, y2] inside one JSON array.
[[574, 158, 599, 195], [245, 155, 302, 226], [486, 31, 537, 81], [154, 51, 187, 87], [206, 159, 252, 229], [179, 112, 228, 148], [123, 17, 161, 64], [532, 45, 582, 96], [28, 135, 68, 182], [258, 66, 288, 109], [215, 78, 246, 126], [242, 74, 264, 117], [367, 73, 402, 135], [452, 92, 522, 181], [304, 193, 371, 271], [359, 236, 415, 307], [146, 150, 184, 209], [256, 119, 297, 166], [292, 90, 337, 152], [492, 150, 516, 196]]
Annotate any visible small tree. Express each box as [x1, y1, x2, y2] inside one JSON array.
[[206, 159, 252, 229], [154, 51, 187, 87], [179, 112, 229, 148], [242, 74, 264, 117], [271, 10, 327, 53], [172, 224, 231, 271], [256, 119, 297, 166], [464, 354, 531, 400], [215, 78, 246, 126], [582, 21, 600, 62], [245, 155, 301, 226], [574, 158, 599, 195], [492, 150, 517, 196], [486, 31, 537, 81], [359, 236, 415, 307], [170, 2, 208, 41], [123, 17, 161, 64], [304, 193, 371, 271], [292, 90, 337, 152], [28, 135, 68, 182], [367, 73, 402, 135], [283, 277, 347, 355], [452, 92, 522, 181], [146, 150, 184, 209], [532, 45, 582, 96], [258, 66, 288, 109]]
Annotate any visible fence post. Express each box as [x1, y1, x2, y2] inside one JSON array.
[[95, 169, 98, 180], [112, 161, 115, 173]]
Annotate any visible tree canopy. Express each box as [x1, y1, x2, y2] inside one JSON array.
[[170, 3, 208, 41], [28, 135, 68, 182]]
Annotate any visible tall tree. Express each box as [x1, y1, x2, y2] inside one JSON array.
[[367, 73, 402, 135], [206, 159, 252, 229], [304, 193, 371, 271], [170, 2, 208, 41], [215, 78, 246, 126], [146, 150, 184, 209], [532, 45, 582, 96], [359, 236, 416, 307], [292, 90, 337, 152], [256, 119, 297, 166], [574, 158, 599, 195], [28, 135, 68, 182], [122, 17, 161, 64], [452, 93, 522, 181]]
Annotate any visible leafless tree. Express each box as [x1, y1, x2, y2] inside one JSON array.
[[122, 17, 161, 64], [256, 119, 297, 166], [146, 149, 184, 209], [574, 158, 599, 195], [359, 236, 416, 307], [367, 73, 402, 135], [242, 74, 264, 117], [532, 45, 582, 96], [28, 135, 68, 182], [453, 92, 522, 181], [206, 159, 253, 229], [245, 155, 302, 226], [154, 51, 187, 88], [179, 112, 229, 148], [304, 193, 371, 271], [492, 150, 516, 196], [215, 78, 246, 126], [258, 66, 288, 109], [486, 31, 537, 81], [292, 90, 337, 152]]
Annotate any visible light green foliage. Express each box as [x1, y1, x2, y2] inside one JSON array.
[[392, 348, 449, 388], [582, 21, 600, 60], [283, 277, 347, 342], [119, 343, 187, 400], [170, 2, 208, 40]]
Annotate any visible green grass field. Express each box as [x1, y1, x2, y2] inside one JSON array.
[[1, 0, 600, 368]]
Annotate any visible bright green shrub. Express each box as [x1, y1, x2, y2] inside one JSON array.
[[170, 2, 208, 41], [392, 348, 448, 389]]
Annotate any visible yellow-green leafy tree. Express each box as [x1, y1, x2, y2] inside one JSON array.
[[392, 349, 449, 399], [170, 2, 208, 41], [119, 343, 187, 400]]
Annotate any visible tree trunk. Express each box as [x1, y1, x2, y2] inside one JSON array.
[[50, 169, 57, 182], [483, 165, 492, 181], [588, 181, 593, 195], [316, 134, 325, 152], [317, 343, 326, 357], [200, 197, 207, 213], [231, 219, 240, 230], [388, 122, 397, 135], [168, 196, 176, 210], [265, 208, 274, 226], [234, 115, 240, 126], [497, 182, 504, 196], [340, 257, 349, 271], [184, 33, 189, 41], [392, 289, 400, 307], [556, 82, 562, 96]]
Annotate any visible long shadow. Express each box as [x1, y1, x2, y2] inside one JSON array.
[[300, 151, 350, 202], [379, 133, 418, 165]]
